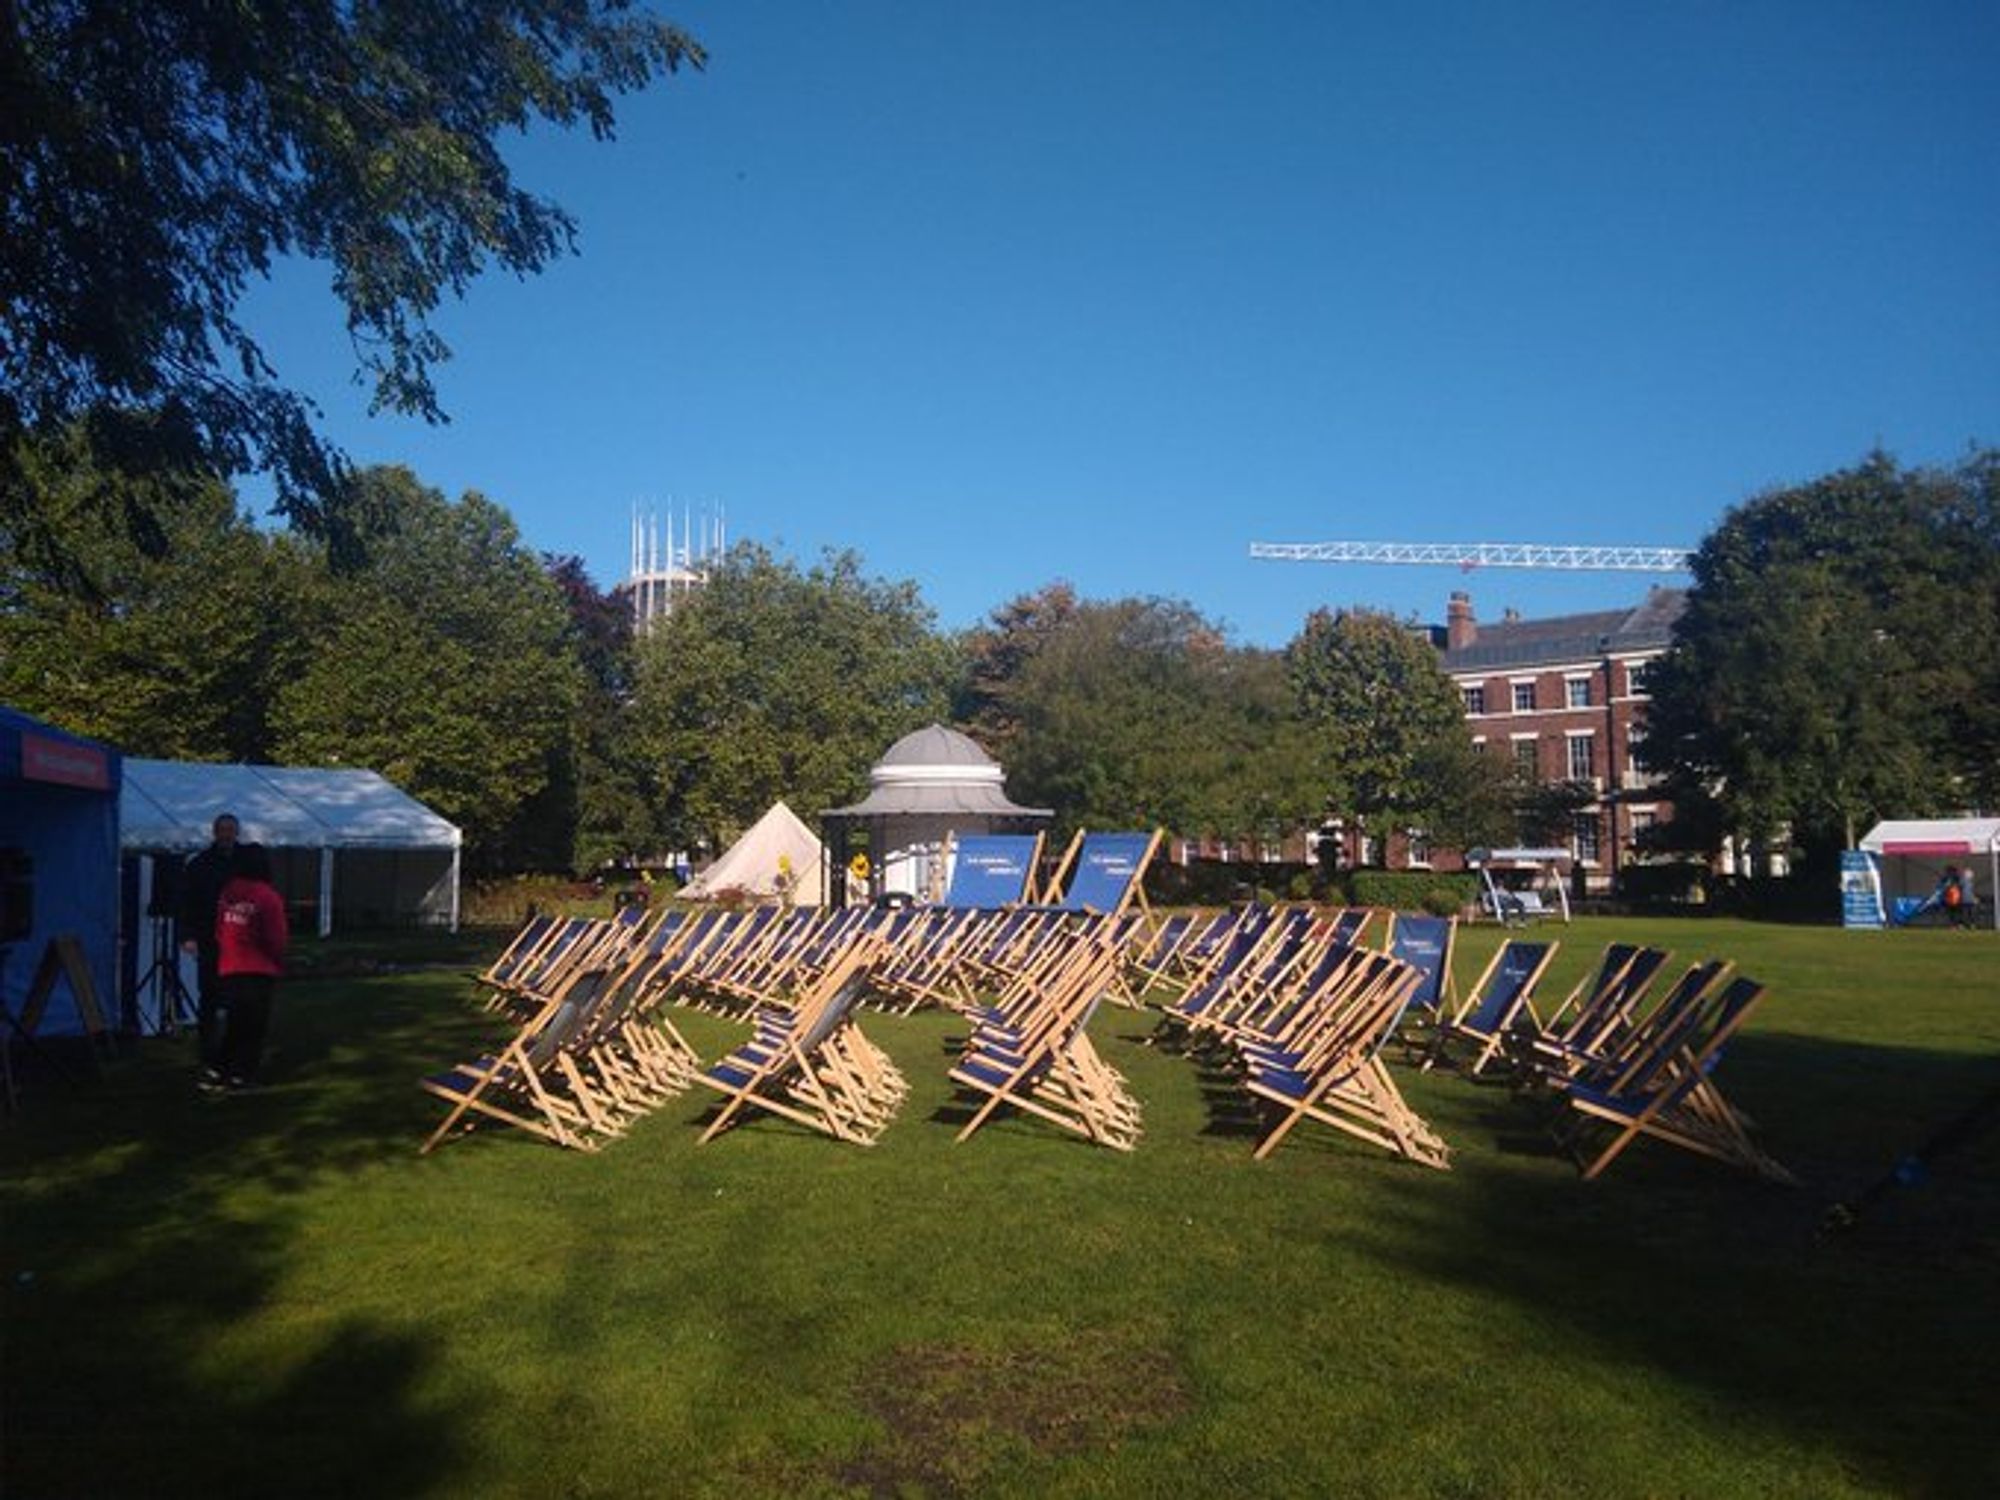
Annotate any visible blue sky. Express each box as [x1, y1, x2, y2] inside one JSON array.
[[238, 2, 1999, 647]]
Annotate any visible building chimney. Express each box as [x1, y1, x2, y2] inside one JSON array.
[[1446, 591, 1477, 651]]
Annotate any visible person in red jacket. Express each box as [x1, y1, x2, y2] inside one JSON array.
[[204, 842, 288, 1092]]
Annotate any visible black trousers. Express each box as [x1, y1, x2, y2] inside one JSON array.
[[194, 940, 225, 1068], [216, 973, 276, 1082]]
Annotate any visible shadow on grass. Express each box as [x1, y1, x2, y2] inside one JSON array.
[[1, 972, 498, 1496], [1351, 1031, 2000, 1499]]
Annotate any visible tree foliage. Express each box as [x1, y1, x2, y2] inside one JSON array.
[[267, 467, 582, 864], [1285, 607, 1470, 846], [961, 587, 1323, 838], [1, 1, 702, 539], [0, 434, 313, 758], [1640, 450, 2000, 862], [632, 546, 959, 851], [542, 552, 663, 872]]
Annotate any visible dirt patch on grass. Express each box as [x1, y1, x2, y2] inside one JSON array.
[[841, 1336, 1193, 1496]]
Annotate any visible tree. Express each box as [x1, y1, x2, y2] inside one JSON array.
[[542, 552, 663, 872], [2, 2, 703, 543], [1640, 450, 2000, 868], [631, 546, 959, 850], [0, 433, 314, 759], [269, 467, 581, 864], [961, 588, 1323, 839], [1285, 607, 1470, 857]]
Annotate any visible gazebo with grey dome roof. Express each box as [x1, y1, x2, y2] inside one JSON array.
[[821, 724, 1051, 904]]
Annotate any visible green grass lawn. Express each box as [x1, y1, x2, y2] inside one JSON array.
[[5, 917, 1997, 1498]]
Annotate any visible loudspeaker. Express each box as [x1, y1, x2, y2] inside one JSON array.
[[145, 853, 186, 919]]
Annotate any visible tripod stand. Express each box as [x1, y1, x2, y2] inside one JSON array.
[[136, 913, 196, 1037]]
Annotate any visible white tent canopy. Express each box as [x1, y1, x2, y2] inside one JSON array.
[[120, 759, 462, 933], [682, 801, 824, 904], [1859, 818, 1999, 929]]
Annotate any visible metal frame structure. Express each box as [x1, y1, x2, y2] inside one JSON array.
[[1248, 541, 1691, 572]]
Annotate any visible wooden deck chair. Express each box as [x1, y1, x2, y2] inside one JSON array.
[[421, 966, 621, 1153], [1176, 908, 1325, 1042], [1038, 829, 1163, 918], [1538, 955, 1723, 1086], [479, 915, 602, 1014], [938, 832, 1045, 908], [1559, 976, 1794, 1183], [1387, 913, 1457, 1025], [1239, 955, 1450, 1169], [694, 936, 904, 1145], [468, 914, 557, 996], [1205, 939, 1371, 1052], [951, 932, 1141, 1150], [564, 940, 704, 1118], [1423, 939, 1560, 1077], [1324, 906, 1376, 947], [1137, 907, 1255, 997]]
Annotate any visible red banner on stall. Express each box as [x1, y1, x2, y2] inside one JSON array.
[[21, 733, 112, 791]]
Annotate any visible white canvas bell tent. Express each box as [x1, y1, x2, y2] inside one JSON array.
[[120, 759, 462, 936], [681, 801, 824, 904]]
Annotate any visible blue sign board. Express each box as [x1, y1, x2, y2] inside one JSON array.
[[1840, 849, 1884, 929]]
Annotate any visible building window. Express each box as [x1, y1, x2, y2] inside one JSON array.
[[1627, 661, 1652, 700], [1566, 734, 1595, 782], [1573, 812, 1601, 864], [1407, 831, 1431, 867], [1566, 677, 1590, 708], [1512, 681, 1536, 713], [1513, 738, 1538, 775], [1462, 685, 1486, 715], [1629, 809, 1657, 846]]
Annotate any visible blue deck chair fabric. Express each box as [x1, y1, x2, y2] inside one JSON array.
[[1389, 915, 1455, 1016], [1058, 832, 1156, 913], [941, 835, 1040, 908], [1426, 940, 1557, 1076]]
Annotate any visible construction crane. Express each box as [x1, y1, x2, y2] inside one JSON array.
[[1248, 540, 1692, 573]]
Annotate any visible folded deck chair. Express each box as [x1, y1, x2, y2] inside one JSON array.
[[1558, 975, 1794, 1183], [1423, 939, 1560, 1077]]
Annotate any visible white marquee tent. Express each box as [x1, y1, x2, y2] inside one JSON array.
[[681, 801, 824, 904], [121, 759, 462, 935], [1858, 817, 1999, 930]]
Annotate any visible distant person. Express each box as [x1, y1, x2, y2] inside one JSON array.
[[204, 842, 288, 1092], [1939, 866, 1964, 928], [1954, 865, 1977, 930], [180, 812, 239, 1072]]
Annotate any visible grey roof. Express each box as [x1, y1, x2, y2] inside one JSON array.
[[1440, 588, 1685, 673], [875, 723, 997, 769], [823, 782, 1052, 819]]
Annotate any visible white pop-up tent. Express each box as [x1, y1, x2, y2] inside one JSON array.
[[1858, 818, 1999, 929], [681, 801, 824, 904], [121, 759, 462, 935]]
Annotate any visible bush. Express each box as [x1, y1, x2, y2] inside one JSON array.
[[1616, 862, 1709, 904], [461, 874, 612, 927], [1348, 870, 1478, 915]]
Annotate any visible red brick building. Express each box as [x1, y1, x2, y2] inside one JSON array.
[[1432, 586, 1682, 889]]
